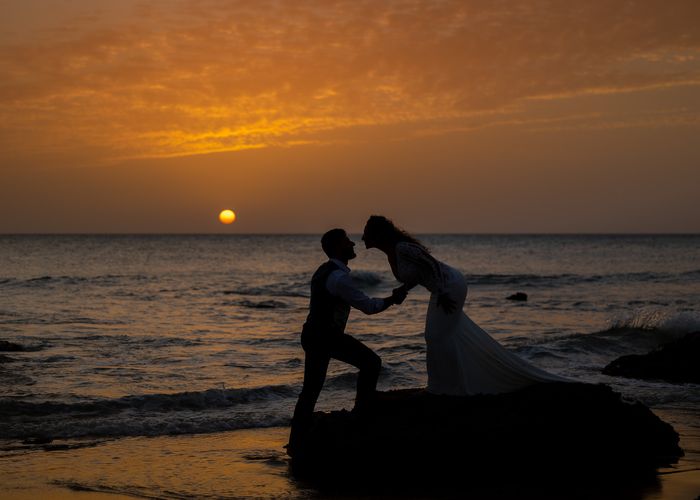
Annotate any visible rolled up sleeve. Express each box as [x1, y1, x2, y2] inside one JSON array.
[[327, 271, 386, 314]]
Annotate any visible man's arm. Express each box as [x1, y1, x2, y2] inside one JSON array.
[[329, 272, 404, 314]]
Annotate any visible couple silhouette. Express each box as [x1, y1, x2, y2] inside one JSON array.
[[288, 216, 568, 454]]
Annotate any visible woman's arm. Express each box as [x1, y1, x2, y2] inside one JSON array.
[[396, 242, 445, 292], [396, 243, 456, 313]]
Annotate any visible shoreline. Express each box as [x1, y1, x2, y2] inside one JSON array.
[[0, 428, 299, 500], [2, 426, 699, 499]]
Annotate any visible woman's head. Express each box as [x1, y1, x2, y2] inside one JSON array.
[[361, 215, 427, 251]]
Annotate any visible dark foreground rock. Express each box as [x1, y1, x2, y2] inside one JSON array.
[[603, 331, 700, 384], [506, 292, 528, 301], [290, 383, 682, 491], [0, 340, 26, 352]]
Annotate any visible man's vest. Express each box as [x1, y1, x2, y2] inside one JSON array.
[[302, 261, 351, 340]]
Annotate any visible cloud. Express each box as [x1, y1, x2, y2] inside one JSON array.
[[1, 0, 700, 162]]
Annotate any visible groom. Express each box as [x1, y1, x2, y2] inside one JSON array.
[[288, 228, 406, 454]]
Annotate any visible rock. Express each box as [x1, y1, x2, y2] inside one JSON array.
[[506, 292, 528, 301], [290, 383, 682, 492], [23, 436, 53, 445], [603, 331, 700, 384], [0, 340, 25, 352], [0, 354, 16, 363]]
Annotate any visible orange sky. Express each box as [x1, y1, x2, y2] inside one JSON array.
[[1, 0, 699, 233]]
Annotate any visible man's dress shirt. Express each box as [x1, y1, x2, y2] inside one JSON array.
[[326, 259, 386, 314]]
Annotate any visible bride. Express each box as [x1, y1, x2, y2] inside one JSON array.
[[362, 215, 569, 396]]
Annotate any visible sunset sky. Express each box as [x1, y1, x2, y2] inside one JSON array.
[[1, 0, 699, 233]]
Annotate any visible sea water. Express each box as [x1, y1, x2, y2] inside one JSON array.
[[0, 234, 698, 490]]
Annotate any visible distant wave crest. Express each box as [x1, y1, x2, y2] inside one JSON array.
[[222, 286, 309, 299], [0, 274, 155, 289], [236, 299, 289, 309], [464, 270, 699, 287], [349, 270, 383, 286]]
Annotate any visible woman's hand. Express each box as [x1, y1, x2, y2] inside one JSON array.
[[391, 285, 409, 305], [437, 293, 457, 314]]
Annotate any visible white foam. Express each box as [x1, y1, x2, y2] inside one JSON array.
[[609, 309, 700, 339]]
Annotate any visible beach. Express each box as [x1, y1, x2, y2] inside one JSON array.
[[1, 425, 698, 499], [1, 427, 296, 499]]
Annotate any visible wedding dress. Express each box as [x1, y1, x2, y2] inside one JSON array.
[[395, 242, 569, 396]]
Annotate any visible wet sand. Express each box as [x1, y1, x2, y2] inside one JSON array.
[[1, 426, 698, 499], [0, 428, 299, 499]]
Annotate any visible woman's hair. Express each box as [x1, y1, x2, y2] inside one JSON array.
[[364, 215, 429, 252]]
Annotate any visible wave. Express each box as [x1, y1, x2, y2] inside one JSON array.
[[1, 410, 291, 441], [215, 269, 698, 293], [514, 310, 700, 363], [0, 384, 296, 419], [0, 370, 395, 441], [607, 309, 700, 337], [0, 274, 156, 289], [37, 355, 77, 363], [51, 481, 178, 500], [222, 286, 309, 299], [236, 299, 289, 309], [1, 317, 130, 326], [463, 270, 700, 287], [349, 270, 383, 286], [1, 335, 204, 351], [324, 372, 362, 389], [0, 384, 298, 440], [221, 271, 385, 299], [5, 268, 695, 297]]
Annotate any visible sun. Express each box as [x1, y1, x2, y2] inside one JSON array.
[[218, 209, 236, 224]]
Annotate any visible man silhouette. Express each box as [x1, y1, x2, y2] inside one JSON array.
[[288, 228, 406, 454]]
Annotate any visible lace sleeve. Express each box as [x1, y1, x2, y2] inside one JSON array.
[[396, 242, 446, 294]]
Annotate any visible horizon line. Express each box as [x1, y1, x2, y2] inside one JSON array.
[[2, 232, 699, 237]]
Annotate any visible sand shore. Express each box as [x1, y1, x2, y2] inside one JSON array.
[[1, 426, 698, 499], [1, 428, 297, 499]]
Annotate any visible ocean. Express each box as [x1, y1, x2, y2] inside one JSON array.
[[1, 234, 699, 498]]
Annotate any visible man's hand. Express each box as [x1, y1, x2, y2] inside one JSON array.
[[391, 285, 409, 305]]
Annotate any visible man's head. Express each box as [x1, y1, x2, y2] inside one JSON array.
[[321, 228, 356, 262]]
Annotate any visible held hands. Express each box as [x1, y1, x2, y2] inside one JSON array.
[[390, 285, 409, 305], [436, 292, 457, 314]]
